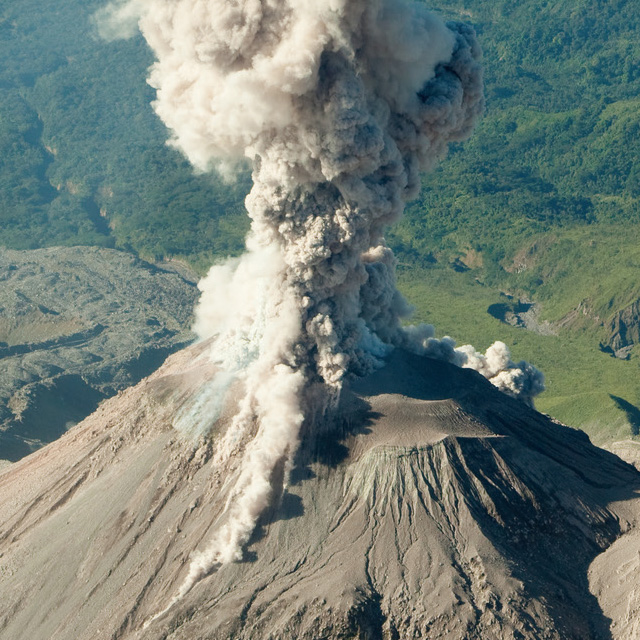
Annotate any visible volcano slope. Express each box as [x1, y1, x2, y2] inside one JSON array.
[[0, 344, 639, 640]]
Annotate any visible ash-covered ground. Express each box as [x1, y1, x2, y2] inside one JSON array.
[[0, 246, 197, 462], [0, 343, 638, 639]]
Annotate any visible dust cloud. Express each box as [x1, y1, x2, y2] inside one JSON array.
[[97, 0, 542, 604]]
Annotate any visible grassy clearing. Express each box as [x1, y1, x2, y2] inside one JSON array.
[[398, 265, 640, 444], [495, 224, 640, 324]]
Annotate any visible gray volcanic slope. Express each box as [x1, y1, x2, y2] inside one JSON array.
[[0, 246, 197, 462], [0, 345, 639, 640]]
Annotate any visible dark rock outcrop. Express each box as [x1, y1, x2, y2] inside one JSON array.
[[603, 300, 640, 359], [487, 296, 556, 336]]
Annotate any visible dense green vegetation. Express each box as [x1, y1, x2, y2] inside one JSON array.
[[1, 0, 640, 441], [393, 0, 640, 323], [0, 0, 249, 261]]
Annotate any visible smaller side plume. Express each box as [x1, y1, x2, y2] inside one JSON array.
[[401, 324, 545, 405]]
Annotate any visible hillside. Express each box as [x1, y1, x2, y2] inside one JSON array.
[[0, 247, 197, 462], [0, 0, 248, 266], [396, 0, 640, 330], [391, 0, 640, 440], [1, 0, 640, 440], [0, 343, 638, 639]]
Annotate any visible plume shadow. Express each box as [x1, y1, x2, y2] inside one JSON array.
[[610, 394, 640, 436], [247, 453, 309, 549], [247, 490, 306, 555], [299, 393, 382, 471]]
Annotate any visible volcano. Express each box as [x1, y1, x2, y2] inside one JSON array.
[[0, 342, 638, 640]]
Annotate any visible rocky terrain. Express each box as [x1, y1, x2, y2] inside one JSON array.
[[0, 343, 638, 639], [602, 300, 640, 359], [0, 246, 198, 462], [606, 440, 640, 471], [487, 296, 557, 336]]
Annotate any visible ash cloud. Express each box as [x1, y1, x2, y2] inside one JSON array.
[[110, 0, 541, 606], [93, 0, 144, 41], [402, 324, 545, 406]]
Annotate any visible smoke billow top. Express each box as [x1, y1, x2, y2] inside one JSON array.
[[99, 0, 543, 604]]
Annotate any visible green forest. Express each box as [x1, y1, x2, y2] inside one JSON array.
[[0, 0, 249, 265], [1, 0, 640, 441]]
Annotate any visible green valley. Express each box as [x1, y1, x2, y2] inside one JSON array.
[[1, 0, 640, 443]]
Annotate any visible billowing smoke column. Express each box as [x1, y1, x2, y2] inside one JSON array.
[[100, 0, 542, 601], [153, 0, 485, 389]]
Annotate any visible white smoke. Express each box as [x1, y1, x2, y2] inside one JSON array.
[[401, 324, 545, 405], [106, 0, 540, 611], [93, 0, 144, 41]]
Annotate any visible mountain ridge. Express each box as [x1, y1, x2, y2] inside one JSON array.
[[0, 344, 638, 639]]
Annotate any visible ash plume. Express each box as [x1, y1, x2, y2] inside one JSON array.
[[101, 0, 542, 604]]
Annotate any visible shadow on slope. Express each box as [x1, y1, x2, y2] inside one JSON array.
[[610, 395, 640, 437]]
